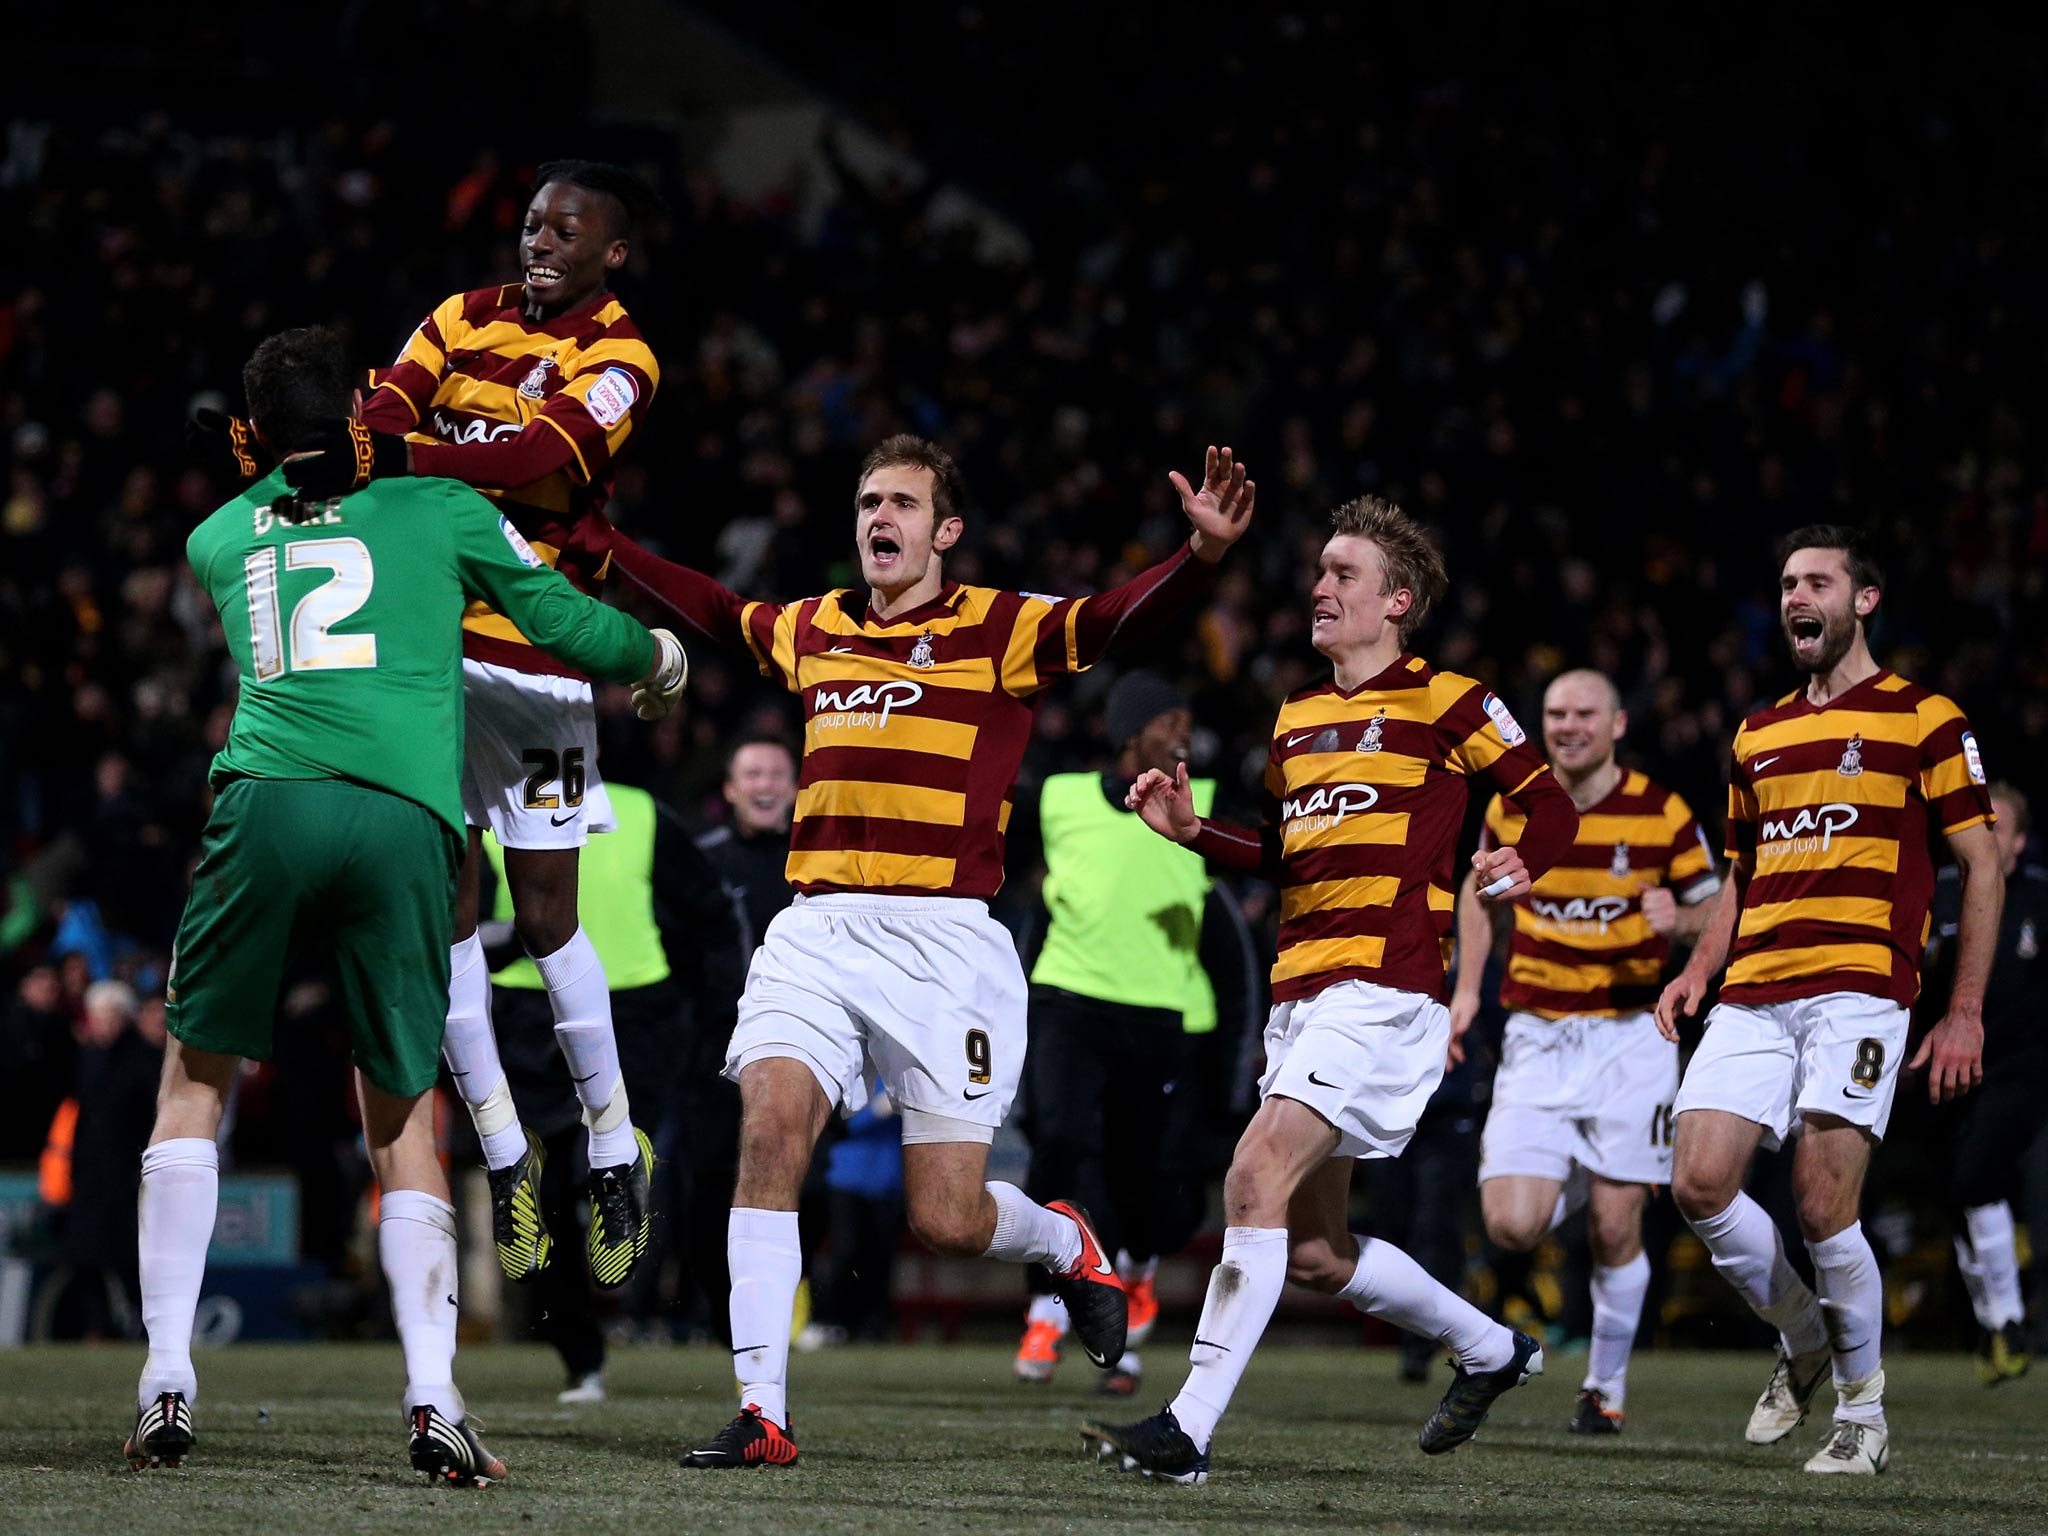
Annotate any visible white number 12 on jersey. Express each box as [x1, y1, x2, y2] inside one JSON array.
[[244, 537, 379, 680]]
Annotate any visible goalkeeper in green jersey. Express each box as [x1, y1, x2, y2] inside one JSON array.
[[124, 328, 687, 1486]]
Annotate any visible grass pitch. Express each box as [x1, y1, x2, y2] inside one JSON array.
[[0, 1340, 2038, 1534]]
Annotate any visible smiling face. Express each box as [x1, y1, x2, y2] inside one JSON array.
[[856, 463, 961, 598], [1779, 544, 1876, 675], [520, 181, 627, 317], [1542, 670, 1625, 777], [1310, 534, 1409, 657], [725, 741, 798, 835]]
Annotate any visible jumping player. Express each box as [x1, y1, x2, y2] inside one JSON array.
[[282, 161, 664, 1289], [1450, 668, 1719, 1434], [127, 328, 684, 1481], [607, 436, 1256, 1467], [1657, 524, 2000, 1475], [1083, 497, 1579, 1484]]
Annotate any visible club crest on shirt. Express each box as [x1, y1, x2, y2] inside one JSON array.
[[1837, 733, 1864, 777], [1356, 708, 1386, 754], [908, 630, 936, 669], [2019, 918, 2039, 961], [516, 356, 558, 400], [1610, 841, 1631, 878]]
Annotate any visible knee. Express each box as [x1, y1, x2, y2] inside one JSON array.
[[1671, 1158, 1739, 1225], [1588, 1212, 1642, 1266], [1286, 1232, 1353, 1294], [515, 901, 578, 957], [1792, 1185, 1851, 1244], [1483, 1213, 1546, 1254], [1222, 1131, 1293, 1228]]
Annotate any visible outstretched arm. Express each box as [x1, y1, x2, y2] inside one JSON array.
[[450, 491, 657, 686], [1003, 447, 1255, 695], [606, 526, 797, 691]]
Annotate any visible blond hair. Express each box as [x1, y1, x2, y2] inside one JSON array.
[[1329, 497, 1447, 644]]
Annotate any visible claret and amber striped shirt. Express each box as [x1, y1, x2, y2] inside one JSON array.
[[1482, 770, 1719, 1018], [361, 285, 659, 675], [1722, 669, 1994, 1007], [609, 536, 1218, 898], [1192, 655, 1579, 1004]]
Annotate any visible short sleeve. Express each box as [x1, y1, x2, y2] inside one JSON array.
[[1918, 698, 1996, 837]]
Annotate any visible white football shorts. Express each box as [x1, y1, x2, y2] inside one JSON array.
[[726, 892, 1028, 1142], [460, 658, 615, 849], [1259, 979, 1450, 1160], [1672, 990, 1911, 1149], [1478, 1011, 1679, 1186]]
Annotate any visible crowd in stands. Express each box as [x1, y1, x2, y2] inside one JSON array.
[[3, 12, 2043, 1340]]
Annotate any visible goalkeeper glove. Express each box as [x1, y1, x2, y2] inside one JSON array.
[[280, 418, 408, 498], [188, 407, 269, 480], [632, 629, 689, 721]]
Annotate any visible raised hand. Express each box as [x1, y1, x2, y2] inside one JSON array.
[[1170, 445, 1257, 562], [1126, 761, 1202, 844]]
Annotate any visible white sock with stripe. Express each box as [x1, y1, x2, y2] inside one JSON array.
[[442, 934, 526, 1171], [1169, 1226, 1288, 1452], [137, 1138, 219, 1408], [380, 1189, 462, 1417], [531, 929, 638, 1169]]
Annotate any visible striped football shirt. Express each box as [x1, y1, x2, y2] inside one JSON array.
[[361, 285, 658, 675], [1722, 669, 1994, 1006], [1482, 769, 1719, 1018], [609, 536, 1218, 898], [1191, 655, 1579, 1004]]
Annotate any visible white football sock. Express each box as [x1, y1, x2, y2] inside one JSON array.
[[1806, 1221, 1884, 1421], [1954, 1232, 1995, 1329], [1688, 1192, 1828, 1357], [442, 934, 526, 1171], [729, 1207, 802, 1428], [1169, 1226, 1287, 1452], [1339, 1233, 1517, 1373], [1027, 1292, 1070, 1334], [380, 1190, 462, 1416], [136, 1138, 219, 1408], [531, 929, 638, 1168], [982, 1182, 1083, 1271], [1584, 1252, 1651, 1408], [1964, 1202, 2024, 1329]]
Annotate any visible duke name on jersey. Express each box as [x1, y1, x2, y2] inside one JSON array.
[[1724, 670, 1994, 1006], [1484, 771, 1720, 1017], [362, 285, 659, 675], [1193, 655, 1577, 1002]]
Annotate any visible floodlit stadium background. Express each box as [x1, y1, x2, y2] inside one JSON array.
[[1, 6, 2042, 1360]]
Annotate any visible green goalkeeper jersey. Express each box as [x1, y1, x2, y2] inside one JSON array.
[[187, 469, 656, 837]]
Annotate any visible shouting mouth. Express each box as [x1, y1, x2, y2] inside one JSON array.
[[1787, 612, 1825, 652], [867, 530, 903, 572]]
